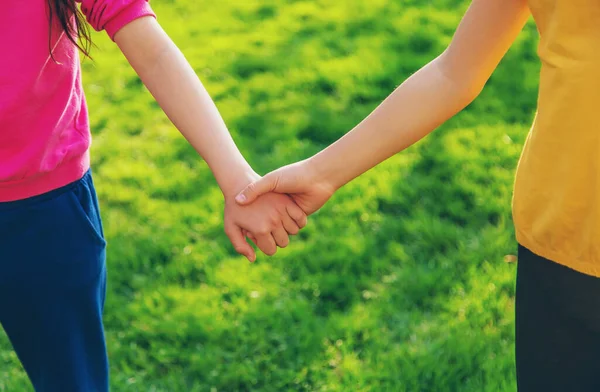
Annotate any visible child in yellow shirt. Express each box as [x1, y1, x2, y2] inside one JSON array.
[[236, 0, 600, 390]]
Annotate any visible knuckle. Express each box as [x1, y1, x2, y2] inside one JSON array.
[[270, 216, 280, 227], [290, 211, 303, 223], [257, 226, 271, 236], [246, 182, 257, 193], [276, 200, 288, 212], [289, 208, 301, 219]]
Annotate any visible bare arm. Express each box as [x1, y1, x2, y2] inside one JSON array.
[[114, 17, 256, 196], [113, 17, 306, 261], [236, 0, 532, 214], [310, 0, 531, 190]]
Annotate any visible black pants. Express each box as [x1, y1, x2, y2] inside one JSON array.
[[516, 245, 600, 391]]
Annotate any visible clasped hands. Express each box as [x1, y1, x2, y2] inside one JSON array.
[[223, 159, 336, 262]]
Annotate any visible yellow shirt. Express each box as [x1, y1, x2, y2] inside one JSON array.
[[513, 0, 600, 276]]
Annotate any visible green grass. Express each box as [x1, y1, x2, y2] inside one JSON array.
[[0, 1, 541, 391]]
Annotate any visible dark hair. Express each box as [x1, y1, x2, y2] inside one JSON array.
[[47, 0, 92, 59]]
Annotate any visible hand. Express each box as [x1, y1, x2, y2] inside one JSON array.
[[223, 175, 307, 262], [234, 159, 337, 216]]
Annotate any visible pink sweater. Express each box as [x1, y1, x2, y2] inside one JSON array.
[[0, 0, 155, 202]]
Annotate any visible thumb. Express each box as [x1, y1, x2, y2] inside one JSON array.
[[235, 174, 277, 205], [226, 224, 257, 262]]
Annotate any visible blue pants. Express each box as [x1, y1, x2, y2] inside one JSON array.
[[0, 170, 109, 391]]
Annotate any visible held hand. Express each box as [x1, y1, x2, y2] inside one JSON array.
[[223, 180, 307, 262], [234, 159, 337, 216]]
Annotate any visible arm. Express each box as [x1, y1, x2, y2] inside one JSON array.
[[311, 0, 531, 189], [109, 17, 305, 260], [236, 0, 531, 214], [114, 17, 257, 197]]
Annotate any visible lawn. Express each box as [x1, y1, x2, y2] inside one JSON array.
[[0, 1, 540, 391]]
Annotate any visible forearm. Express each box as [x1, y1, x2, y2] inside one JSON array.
[[309, 55, 482, 189], [308, 0, 531, 190], [114, 17, 255, 196]]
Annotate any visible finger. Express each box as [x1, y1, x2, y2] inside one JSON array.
[[225, 224, 256, 262], [255, 232, 278, 257], [235, 174, 278, 205], [286, 202, 308, 229], [272, 225, 290, 249], [248, 232, 258, 244], [281, 214, 300, 235], [243, 229, 258, 247]]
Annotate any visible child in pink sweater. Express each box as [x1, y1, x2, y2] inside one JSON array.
[[0, 1, 306, 390]]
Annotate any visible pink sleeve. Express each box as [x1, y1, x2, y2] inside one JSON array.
[[78, 0, 156, 40]]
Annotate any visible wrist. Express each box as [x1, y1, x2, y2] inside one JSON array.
[[218, 166, 260, 200], [305, 152, 344, 192]]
